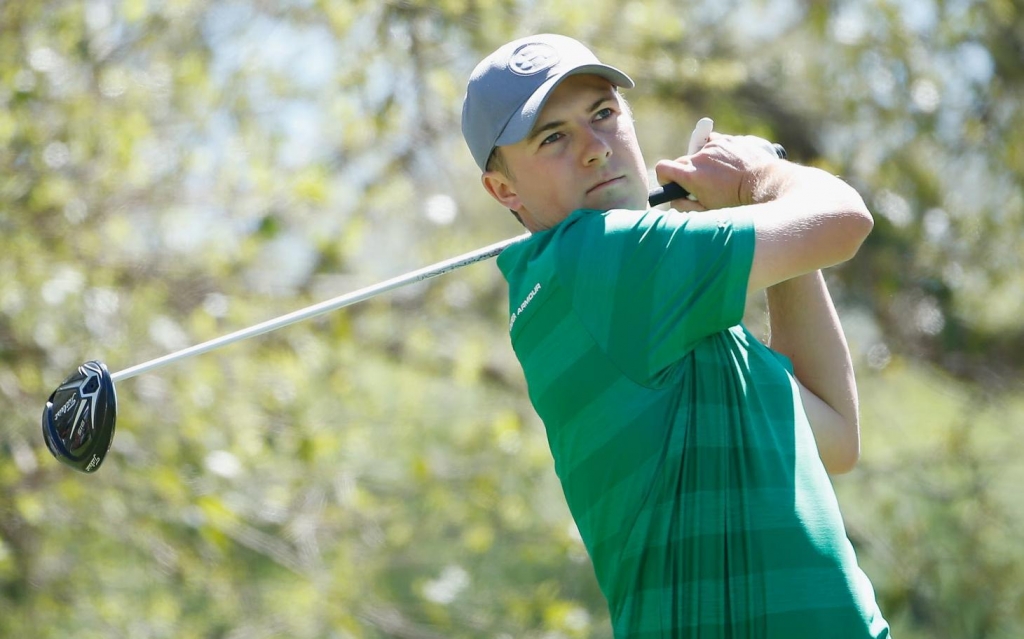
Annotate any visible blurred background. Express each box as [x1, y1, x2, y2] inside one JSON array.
[[2, 0, 1023, 637]]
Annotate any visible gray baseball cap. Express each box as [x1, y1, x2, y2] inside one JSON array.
[[461, 34, 634, 172]]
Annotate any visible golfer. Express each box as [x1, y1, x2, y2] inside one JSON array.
[[462, 34, 890, 638]]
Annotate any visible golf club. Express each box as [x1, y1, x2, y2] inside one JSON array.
[[41, 232, 527, 473], [42, 135, 786, 473]]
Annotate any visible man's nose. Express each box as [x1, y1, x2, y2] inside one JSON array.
[[582, 127, 613, 166]]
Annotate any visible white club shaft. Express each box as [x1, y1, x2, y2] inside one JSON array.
[[111, 234, 530, 382]]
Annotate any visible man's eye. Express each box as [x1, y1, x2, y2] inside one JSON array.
[[540, 132, 563, 146], [594, 107, 615, 121]]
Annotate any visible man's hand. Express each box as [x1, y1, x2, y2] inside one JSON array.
[[654, 133, 788, 211], [657, 126, 874, 295]]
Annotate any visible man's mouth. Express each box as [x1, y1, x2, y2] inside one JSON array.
[[587, 176, 624, 194]]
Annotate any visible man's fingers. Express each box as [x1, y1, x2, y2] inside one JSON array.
[[667, 198, 706, 212], [657, 133, 783, 211], [654, 158, 702, 207], [655, 158, 693, 184]]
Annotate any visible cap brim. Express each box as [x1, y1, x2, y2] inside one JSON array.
[[493, 65, 634, 150]]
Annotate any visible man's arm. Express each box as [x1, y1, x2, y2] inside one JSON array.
[[654, 136, 873, 296], [655, 135, 872, 473], [748, 165, 869, 473], [767, 272, 861, 474]]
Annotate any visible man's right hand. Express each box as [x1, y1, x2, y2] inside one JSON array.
[[656, 132, 874, 295], [654, 133, 787, 211]]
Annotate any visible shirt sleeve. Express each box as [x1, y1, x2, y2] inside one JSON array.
[[556, 207, 755, 386]]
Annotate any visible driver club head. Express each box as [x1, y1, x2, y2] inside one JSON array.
[[41, 360, 117, 473]]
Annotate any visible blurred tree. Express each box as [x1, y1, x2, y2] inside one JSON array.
[[1, 1, 1023, 638]]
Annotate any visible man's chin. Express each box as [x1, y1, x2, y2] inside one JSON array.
[[585, 187, 646, 212]]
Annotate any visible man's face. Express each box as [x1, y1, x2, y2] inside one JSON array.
[[482, 74, 649, 232]]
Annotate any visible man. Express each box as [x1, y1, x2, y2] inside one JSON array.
[[461, 34, 890, 638]]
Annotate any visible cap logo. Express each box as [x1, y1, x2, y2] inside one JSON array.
[[509, 43, 559, 76]]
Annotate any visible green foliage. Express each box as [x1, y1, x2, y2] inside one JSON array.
[[840, 359, 1024, 639], [2, 0, 1023, 637]]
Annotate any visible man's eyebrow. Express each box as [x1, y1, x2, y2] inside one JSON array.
[[525, 95, 616, 144]]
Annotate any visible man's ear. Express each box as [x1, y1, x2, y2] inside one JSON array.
[[481, 171, 522, 212]]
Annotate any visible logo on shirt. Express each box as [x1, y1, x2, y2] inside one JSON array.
[[509, 282, 542, 331]]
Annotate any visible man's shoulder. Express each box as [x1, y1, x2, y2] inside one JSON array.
[[496, 209, 613, 268], [500, 206, 701, 292]]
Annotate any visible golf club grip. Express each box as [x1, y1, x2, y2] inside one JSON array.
[[647, 143, 787, 207]]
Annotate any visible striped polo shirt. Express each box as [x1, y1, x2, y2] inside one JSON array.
[[496, 207, 889, 638]]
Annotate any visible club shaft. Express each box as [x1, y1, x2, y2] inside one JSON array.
[[110, 139, 786, 384], [111, 233, 530, 382]]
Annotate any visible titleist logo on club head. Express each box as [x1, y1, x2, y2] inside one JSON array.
[[54, 396, 78, 420], [509, 43, 559, 76], [85, 454, 101, 472]]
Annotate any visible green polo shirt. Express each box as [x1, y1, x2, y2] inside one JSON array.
[[496, 207, 889, 638]]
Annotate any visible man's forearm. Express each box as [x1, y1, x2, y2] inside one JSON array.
[[767, 271, 861, 473]]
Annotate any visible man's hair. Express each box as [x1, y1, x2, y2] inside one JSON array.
[[485, 147, 512, 178], [485, 148, 524, 225]]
